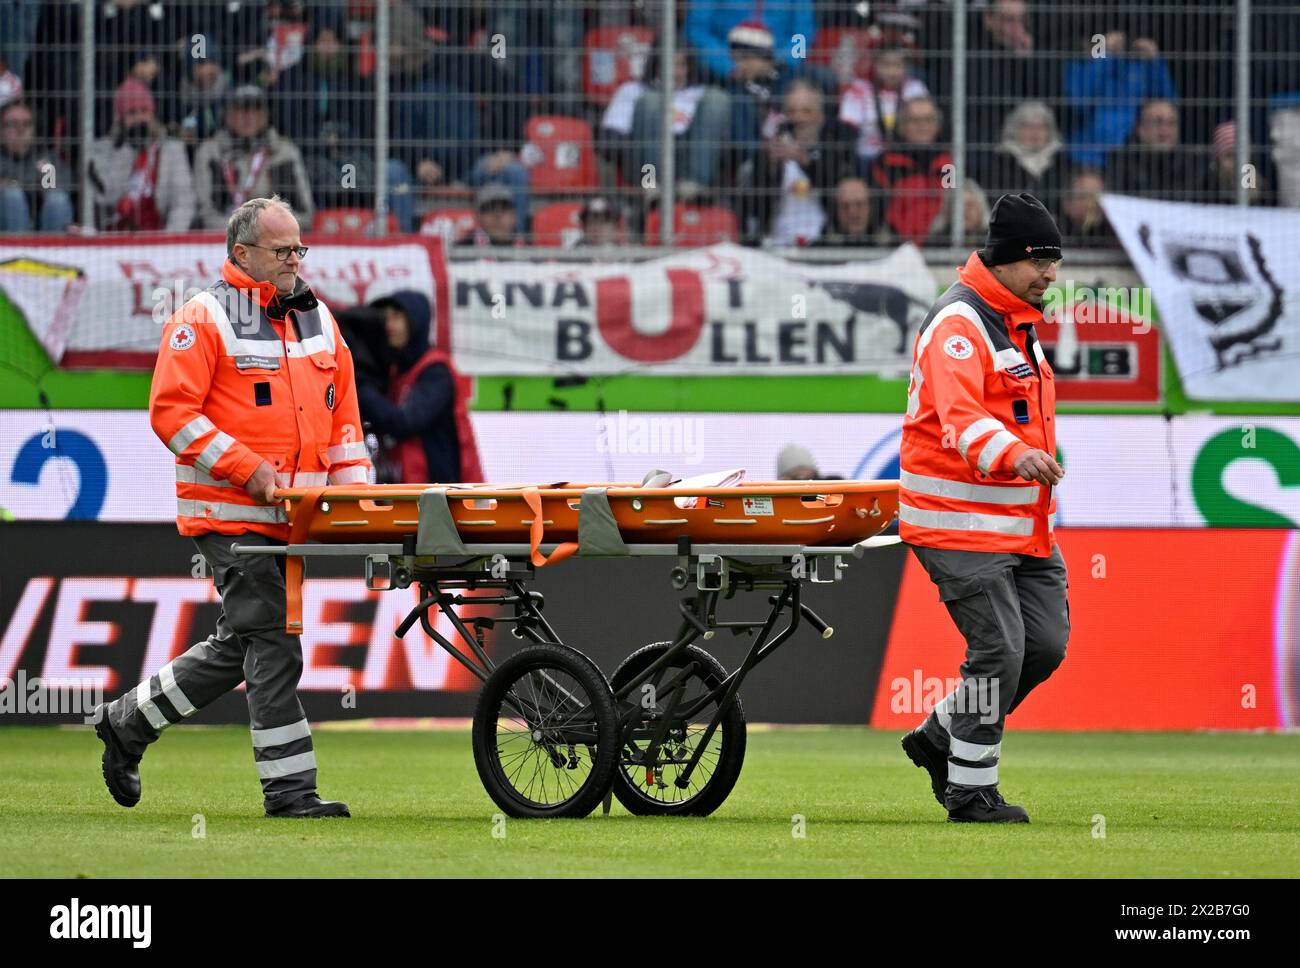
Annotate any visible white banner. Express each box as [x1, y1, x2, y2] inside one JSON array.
[[449, 242, 935, 376], [1100, 194, 1300, 401], [0, 236, 444, 367], [5, 410, 1299, 529]]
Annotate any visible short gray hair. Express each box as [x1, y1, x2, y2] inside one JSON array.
[[226, 195, 295, 256]]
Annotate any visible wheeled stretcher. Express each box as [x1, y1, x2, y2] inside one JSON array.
[[235, 479, 901, 818]]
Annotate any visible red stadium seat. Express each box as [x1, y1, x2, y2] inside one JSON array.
[[644, 205, 738, 247], [420, 208, 478, 244], [583, 26, 655, 106], [522, 116, 599, 193], [313, 208, 397, 234], [530, 202, 583, 247]]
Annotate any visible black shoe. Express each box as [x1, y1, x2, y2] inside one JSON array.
[[901, 728, 948, 806], [265, 794, 351, 819], [947, 787, 1029, 824], [93, 707, 141, 808]]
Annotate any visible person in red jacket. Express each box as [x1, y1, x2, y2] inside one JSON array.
[[898, 192, 1069, 824], [357, 289, 483, 484], [93, 195, 369, 819]]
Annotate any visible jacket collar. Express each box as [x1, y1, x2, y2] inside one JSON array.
[[221, 258, 317, 317], [956, 251, 1042, 331]]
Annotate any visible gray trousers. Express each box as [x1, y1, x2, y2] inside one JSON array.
[[908, 543, 1069, 808], [105, 532, 318, 809]]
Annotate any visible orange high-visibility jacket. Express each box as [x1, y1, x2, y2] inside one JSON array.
[[150, 258, 372, 540], [899, 251, 1057, 557]]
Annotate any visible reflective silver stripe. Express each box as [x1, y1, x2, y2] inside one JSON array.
[[900, 470, 1039, 506], [935, 691, 956, 727], [948, 762, 997, 786], [917, 301, 995, 361], [275, 471, 330, 488], [327, 441, 369, 463], [328, 465, 369, 485], [177, 499, 288, 523], [256, 750, 317, 779], [135, 680, 170, 731], [905, 363, 924, 418], [167, 415, 215, 455], [993, 347, 1028, 371], [899, 503, 1035, 536], [1049, 511, 1057, 530], [158, 663, 196, 718], [950, 736, 1001, 762], [1032, 340, 1046, 364], [957, 417, 1005, 460], [251, 719, 312, 749], [977, 430, 1021, 473], [191, 290, 284, 358], [176, 464, 234, 488], [195, 432, 235, 475]]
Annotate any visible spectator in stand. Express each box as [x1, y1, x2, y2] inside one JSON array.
[[723, 21, 804, 175], [458, 184, 523, 248], [386, 2, 479, 203], [92, 0, 184, 135], [685, 0, 816, 85], [748, 79, 858, 246], [0, 99, 74, 232], [871, 95, 953, 245], [777, 444, 820, 481], [948, 0, 1060, 155], [925, 179, 992, 247], [973, 102, 1069, 214], [0, 55, 22, 111], [1057, 169, 1118, 246], [1109, 99, 1200, 201], [838, 46, 929, 163], [810, 176, 888, 247], [357, 289, 483, 486], [1195, 121, 1273, 206], [193, 85, 314, 230], [173, 39, 231, 152], [573, 196, 626, 248], [0, 0, 41, 83], [1063, 28, 1176, 169], [271, 17, 369, 148], [602, 48, 731, 192], [88, 79, 196, 231]]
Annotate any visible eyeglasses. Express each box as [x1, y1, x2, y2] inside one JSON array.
[[1029, 257, 1063, 272], [244, 243, 309, 261]]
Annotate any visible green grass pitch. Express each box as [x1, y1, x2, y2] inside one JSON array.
[[2, 726, 1297, 877]]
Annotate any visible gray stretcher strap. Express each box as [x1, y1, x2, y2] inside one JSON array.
[[416, 488, 470, 556], [578, 487, 630, 556]]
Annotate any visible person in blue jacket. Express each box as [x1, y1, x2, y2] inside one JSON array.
[[685, 1, 816, 84]]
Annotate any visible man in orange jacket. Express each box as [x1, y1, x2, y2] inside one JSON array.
[[93, 195, 371, 818], [898, 192, 1069, 824]]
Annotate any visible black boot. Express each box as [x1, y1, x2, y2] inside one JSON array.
[[93, 706, 141, 808], [265, 794, 351, 818], [947, 786, 1029, 824], [901, 728, 948, 806]]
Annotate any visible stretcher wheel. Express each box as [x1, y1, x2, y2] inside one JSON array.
[[609, 642, 747, 817], [472, 643, 619, 819]]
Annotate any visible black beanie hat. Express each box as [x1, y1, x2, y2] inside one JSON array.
[[981, 192, 1062, 266]]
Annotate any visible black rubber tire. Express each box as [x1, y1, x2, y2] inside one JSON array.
[[609, 642, 747, 816], [472, 643, 619, 819]]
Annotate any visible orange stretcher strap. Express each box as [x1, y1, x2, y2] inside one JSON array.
[[522, 487, 578, 567], [283, 486, 326, 633]]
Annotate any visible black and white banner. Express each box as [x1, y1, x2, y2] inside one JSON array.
[[1101, 194, 1299, 401], [449, 242, 935, 376]]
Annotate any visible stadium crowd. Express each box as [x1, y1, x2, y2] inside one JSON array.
[[0, 0, 1297, 247]]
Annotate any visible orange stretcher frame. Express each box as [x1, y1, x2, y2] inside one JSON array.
[[271, 480, 900, 632]]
